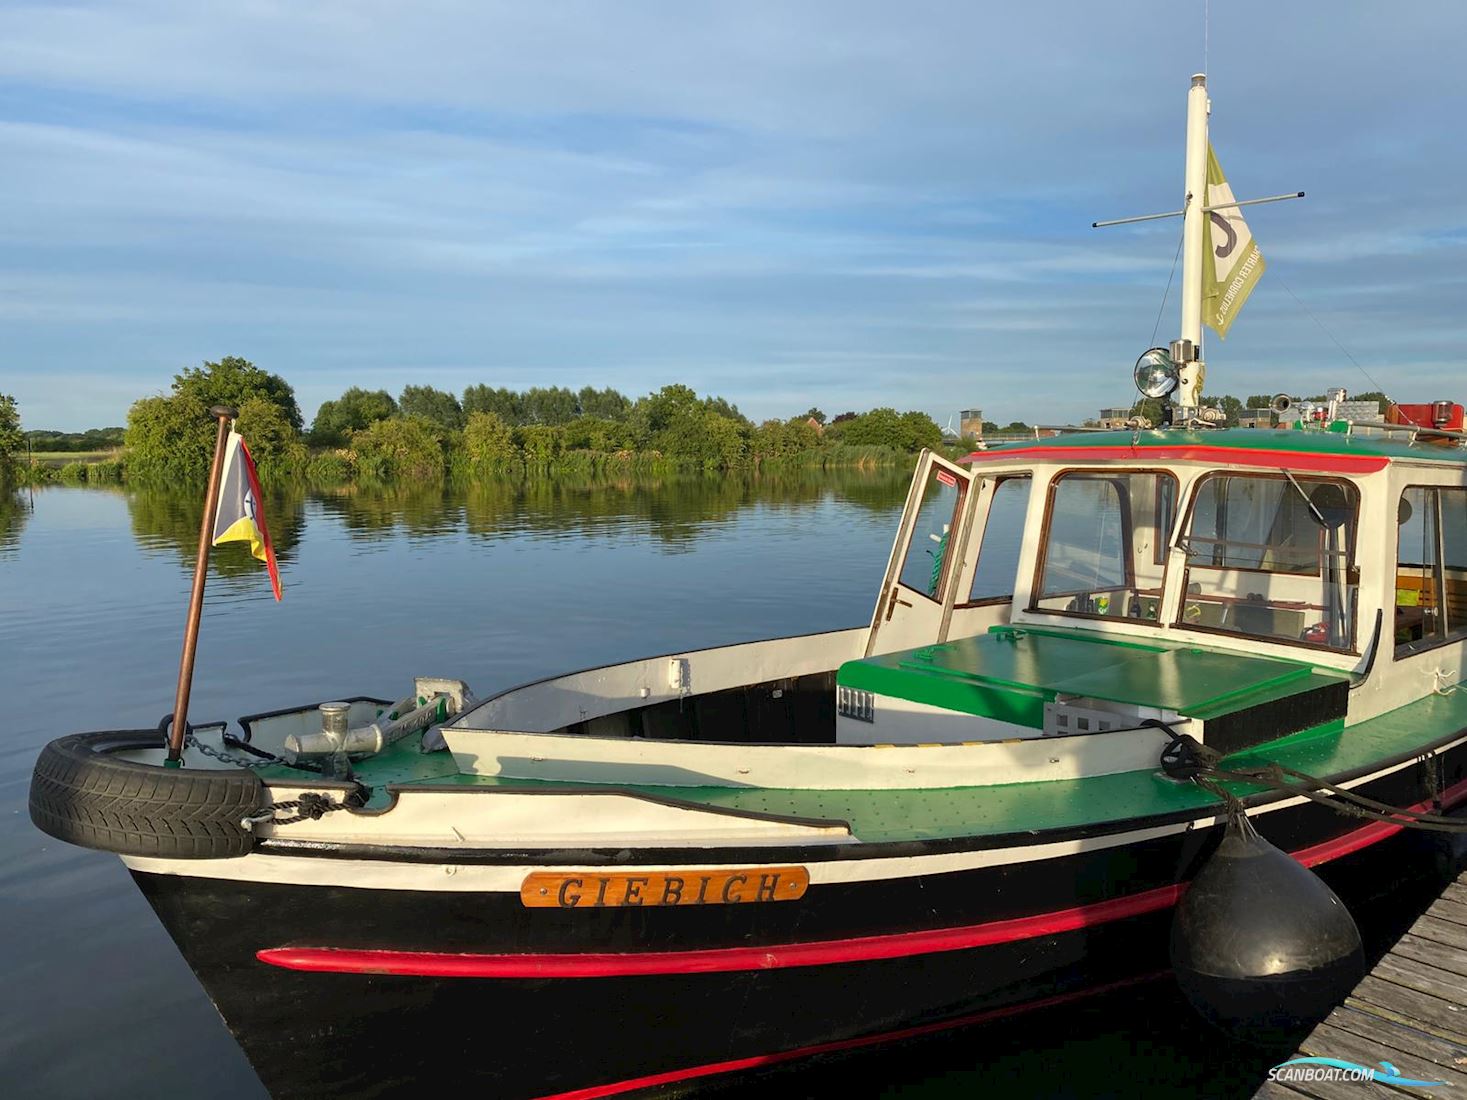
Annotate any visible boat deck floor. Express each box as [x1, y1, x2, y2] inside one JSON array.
[[255, 690, 1467, 844]]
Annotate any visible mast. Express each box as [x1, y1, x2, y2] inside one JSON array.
[[1174, 73, 1209, 411]]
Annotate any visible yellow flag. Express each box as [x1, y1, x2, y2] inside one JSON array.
[[1203, 145, 1266, 339]]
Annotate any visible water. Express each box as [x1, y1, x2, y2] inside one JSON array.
[[0, 477, 1441, 1098]]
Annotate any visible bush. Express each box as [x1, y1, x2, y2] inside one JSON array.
[[462, 411, 519, 472], [235, 397, 307, 482], [349, 416, 446, 481], [58, 461, 88, 483], [88, 460, 124, 482], [124, 394, 215, 483], [309, 388, 397, 447], [516, 424, 563, 469], [305, 450, 355, 485]]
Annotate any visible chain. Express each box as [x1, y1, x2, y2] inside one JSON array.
[[185, 732, 287, 771]]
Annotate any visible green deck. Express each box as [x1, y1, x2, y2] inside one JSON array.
[[257, 686, 1467, 846], [836, 626, 1345, 729]]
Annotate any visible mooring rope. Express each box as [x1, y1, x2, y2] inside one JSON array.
[[1147, 720, 1467, 834]]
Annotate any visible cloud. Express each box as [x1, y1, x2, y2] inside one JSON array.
[[2, 1, 1466, 430]]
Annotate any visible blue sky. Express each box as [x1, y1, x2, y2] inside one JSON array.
[[3, 1, 1465, 431]]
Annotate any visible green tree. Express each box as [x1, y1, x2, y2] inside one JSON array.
[[1245, 394, 1275, 410], [0, 394, 22, 481], [803, 407, 827, 425], [516, 424, 563, 467], [310, 387, 397, 446], [399, 385, 464, 431], [522, 386, 580, 426], [236, 397, 308, 481], [577, 386, 631, 421], [562, 415, 631, 452], [350, 415, 447, 481], [702, 395, 748, 424], [838, 408, 905, 448], [124, 394, 216, 482], [173, 356, 302, 432], [463, 385, 525, 425], [898, 410, 943, 451], [461, 411, 519, 471]]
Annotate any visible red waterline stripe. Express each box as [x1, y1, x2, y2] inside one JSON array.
[[534, 970, 1168, 1100], [960, 444, 1389, 475], [256, 776, 1467, 981]]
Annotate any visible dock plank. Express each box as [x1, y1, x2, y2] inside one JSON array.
[[1254, 870, 1467, 1099], [1321, 1004, 1467, 1076], [1390, 933, 1467, 981], [1349, 978, 1467, 1044], [1407, 914, 1467, 952], [1300, 1022, 1460, 1097]]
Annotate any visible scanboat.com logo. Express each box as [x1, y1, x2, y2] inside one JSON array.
[[1268, 1056, 1446, 1087]]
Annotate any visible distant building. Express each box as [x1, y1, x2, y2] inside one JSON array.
[[958, 408, 984, 439], [1237, 409, 1273, 428], [1098, 407, 1133, 429]]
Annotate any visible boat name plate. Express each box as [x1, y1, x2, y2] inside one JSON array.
[[520, 867, 810, 908]]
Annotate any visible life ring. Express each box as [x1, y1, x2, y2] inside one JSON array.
[[29, 730, 266, 859]]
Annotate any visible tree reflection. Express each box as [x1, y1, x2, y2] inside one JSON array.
[[123, 469, 911, 563], [0, 488, 30, 557], [127, 486, 306, 579]]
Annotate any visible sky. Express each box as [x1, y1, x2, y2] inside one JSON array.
[[3, 1, 1465, 432]]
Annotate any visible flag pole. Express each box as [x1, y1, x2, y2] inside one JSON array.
[[166, 404, 237, 765]]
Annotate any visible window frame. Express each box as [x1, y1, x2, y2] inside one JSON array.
[[1027, 466, 1178, 625], [956, 473, 1033, 609], [1393, 483, 1467, 661], [1173, 470, 1361, 655], [894, 467, 970, 606]]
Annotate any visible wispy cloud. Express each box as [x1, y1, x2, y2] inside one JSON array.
[[2, 1, 1466, 429]]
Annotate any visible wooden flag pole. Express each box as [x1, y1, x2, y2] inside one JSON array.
[[166, 405, 237, 765]]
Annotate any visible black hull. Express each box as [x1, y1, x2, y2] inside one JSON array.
[[130, 751, 1467, 1099]]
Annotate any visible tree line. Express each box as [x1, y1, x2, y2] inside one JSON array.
[[10, 358, 947, 486]]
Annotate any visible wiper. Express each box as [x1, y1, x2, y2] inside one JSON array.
[[1282, 468, 1327, 527]]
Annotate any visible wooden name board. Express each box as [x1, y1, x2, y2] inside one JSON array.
[[521, 867, 809, 909]]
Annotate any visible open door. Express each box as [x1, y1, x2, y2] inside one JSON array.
[[865, 450, 977, 656]]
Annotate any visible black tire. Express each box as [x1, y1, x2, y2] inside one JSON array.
[[30, 731, 266, 859]]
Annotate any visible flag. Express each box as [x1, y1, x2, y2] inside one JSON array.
[[212, 431, 282, 600], [1203, 144, 1267, 339]]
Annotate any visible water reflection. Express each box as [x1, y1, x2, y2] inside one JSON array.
[[125, 470, 913, 565], [127, 485, 307, 576], [0, 488, 30, 556]]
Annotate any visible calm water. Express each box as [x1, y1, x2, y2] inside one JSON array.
[[0, 476, 1440, 1098]]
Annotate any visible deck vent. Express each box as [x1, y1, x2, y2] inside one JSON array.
[[1044, 701, 1126, 738], [837, 686, 875, 723]]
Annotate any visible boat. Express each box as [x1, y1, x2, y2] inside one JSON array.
[[30, 75, 1467, 1098]]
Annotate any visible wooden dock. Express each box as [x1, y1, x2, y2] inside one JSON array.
[[1257, 874, 1467, 1098]]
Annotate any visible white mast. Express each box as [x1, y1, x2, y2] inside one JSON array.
[[1174, 73, 1209, 411]]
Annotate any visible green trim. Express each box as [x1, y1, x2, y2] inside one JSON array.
[[982, 427, 1467, 465]]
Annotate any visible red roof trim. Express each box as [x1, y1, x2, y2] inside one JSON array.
[[255, 777, 1465, 982], [961, 444, 1389, 474]]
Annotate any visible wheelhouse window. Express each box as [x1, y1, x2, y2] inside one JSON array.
[[896, 464, 967, 601], [1395, 487, 1467, 656], [1032, 471, 1177, 621], [1177, 473, 1358, 651], [964, 475, 1032, 604]]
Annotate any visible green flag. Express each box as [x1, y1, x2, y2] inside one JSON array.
[[1203, 145, 1266, 339]]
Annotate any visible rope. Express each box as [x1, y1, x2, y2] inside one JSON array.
[[1149, 720, 1467, 834]]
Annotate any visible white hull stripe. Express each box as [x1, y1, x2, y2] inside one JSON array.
[[120, 742, 1463, 892]]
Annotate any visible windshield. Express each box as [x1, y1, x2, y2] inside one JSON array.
[[1032, 471, 1177, 621], [1177, 473, 1358, 651]]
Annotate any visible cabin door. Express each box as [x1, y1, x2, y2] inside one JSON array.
[[865, 451, 977, 656]]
